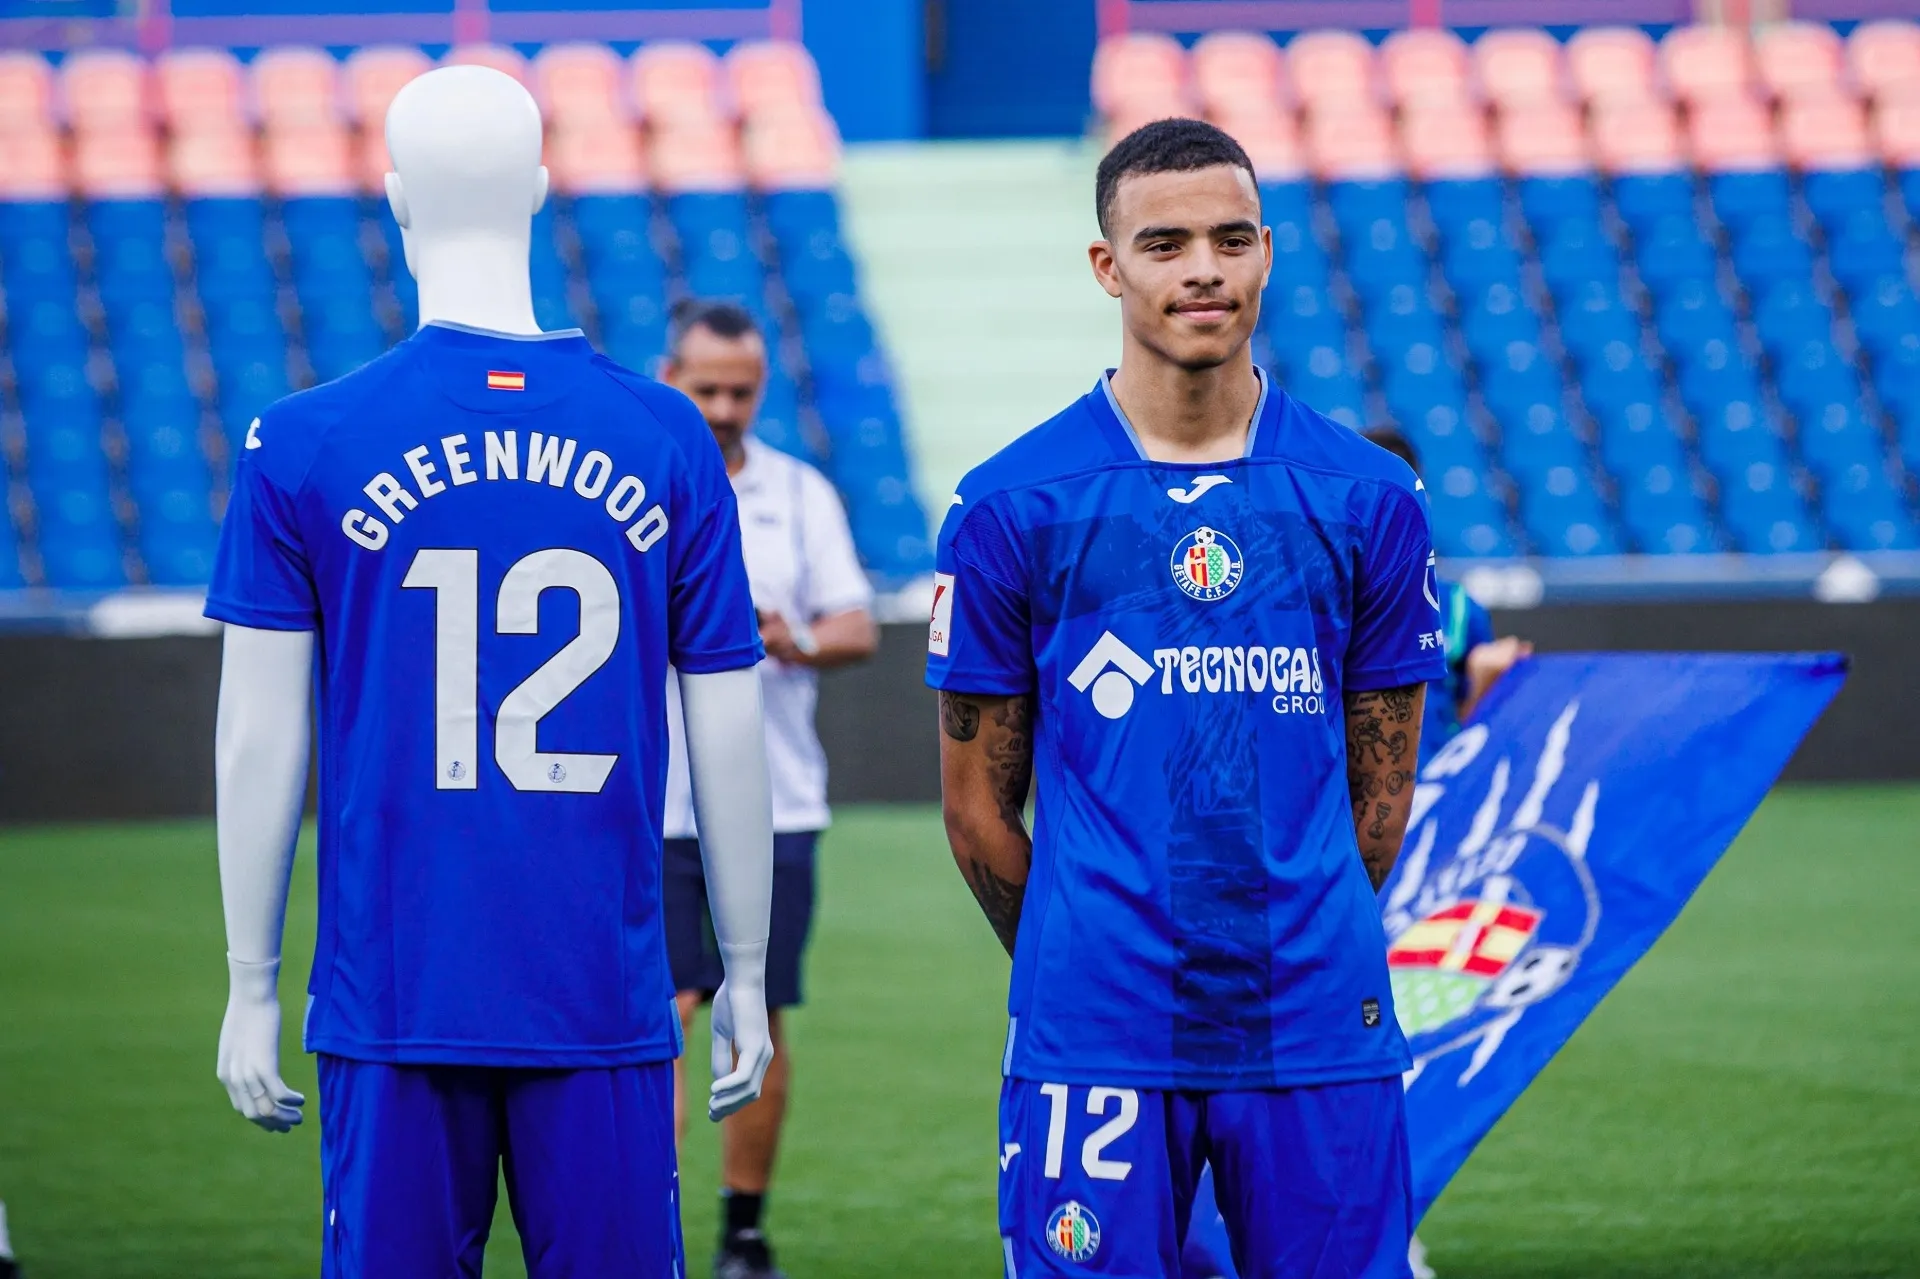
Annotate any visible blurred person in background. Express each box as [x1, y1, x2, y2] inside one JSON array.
[[660, 300, 878, 1279], [0, 1198, 17, 1277], [1365, 428, 1533, 768]]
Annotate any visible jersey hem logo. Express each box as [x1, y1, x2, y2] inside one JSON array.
[[1166, 475, 1231, 504], [1171, 526, 1244, 602], [1067, 632, 1154, 719], [1044, 1201, 1101, 1263]]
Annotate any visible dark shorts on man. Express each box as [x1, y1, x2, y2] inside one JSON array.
[[663, 830, 818, 1009]]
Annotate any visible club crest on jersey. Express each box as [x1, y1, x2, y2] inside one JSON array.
[[1044, 1201, 1101, 1263], [1170, 526, 1244, 602]]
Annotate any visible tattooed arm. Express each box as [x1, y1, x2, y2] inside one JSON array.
[[1343, 682, 1426, 891], [937, 690, 1035, 957]]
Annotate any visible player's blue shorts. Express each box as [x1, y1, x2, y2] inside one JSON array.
[[318, 1055, 684, 1279], [998, 1075, 1411, 1279]]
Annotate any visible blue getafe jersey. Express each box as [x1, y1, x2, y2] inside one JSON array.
[[1421, 579, 1496, 766], [206, 322, 763, 1068], [926, 371, 1447, 1090]]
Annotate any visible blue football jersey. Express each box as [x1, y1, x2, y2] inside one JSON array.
[[206, 322, 763, 1068], [926, 371, 1447, 1090]]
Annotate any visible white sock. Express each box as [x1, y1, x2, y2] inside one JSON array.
[[0, 1198, 14, 1260]]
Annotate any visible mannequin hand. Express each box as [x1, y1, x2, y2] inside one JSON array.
[[707, 949, 774, 1122], [216, 956, 306, 1133]]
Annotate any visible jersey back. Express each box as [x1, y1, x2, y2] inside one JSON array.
[[927, 375, 1446, 1090], [207, 323, 762, 1068]]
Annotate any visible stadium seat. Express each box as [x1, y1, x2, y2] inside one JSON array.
[[1707, 168, 1790, 233], [633, 41, 727, 124], [1720, 461, 1821, 553], [1687, 94, 1779, 172], [1619, 460, 1714, 553], [1092, 33, 1188, 121], [743, 110, 842, 190], [60, 48, 149, 134], [1424, 176, 1504, 232], [1781, 93, 1874, 172], [1848, 20, 1920, 102], [1825, 211, 1907, 291], [1287, 30, 1378, 113], [252, 46, 340, 129], [534, 43, 629, 126], [1755, 22, 1846, 102], [1518, 173, 1602, 231], [1611, 171, 1694, 233], [1801, 168, 1885, 230], [1380, 28, 1472, 108], [1592, 101, 1684, 175], [441, 44, 528, 85], [727, 41, 825, 121], [547, 121, 647, 196], [1399, 101, 1494, 180], [1634, 215, 1717, 294], [0, 50, 55, 132], [1520, 466, 1621, 557], [1192, 31, 1284, 118], [1659, 24, 1756, 106], [1728, 216, 1814, 288], [1305, 106, 1399, 182], [1496, 101, 1590, 177], [155, 48, 247, 134], [1697, 397, 1788, 475], [1820, 459, 1920, 550], [1474, 28, 1567, 112], [342, 45, 429, 126], [1567, 27, 1659, 107]]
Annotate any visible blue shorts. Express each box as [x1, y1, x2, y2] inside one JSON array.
[[998, 1076, 1411, 1279], [663, 830, 818, 1007], [318, 1055, 684, 1279]]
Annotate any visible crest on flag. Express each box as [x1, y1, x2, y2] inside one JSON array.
[[1170, 526, 1244, 601]]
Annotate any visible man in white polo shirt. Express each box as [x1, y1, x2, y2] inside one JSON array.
[[660, 301, 878, 1279]]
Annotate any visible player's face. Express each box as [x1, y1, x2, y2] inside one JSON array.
[[1091, 165, 1271, 372], [663, 326, 767, 458]]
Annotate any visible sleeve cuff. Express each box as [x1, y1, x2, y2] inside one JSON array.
[[203, 596, 318, 632], [671, 640, 767, 674], [926, 665, 1033, 696], [1345, 657, 1446, 692]]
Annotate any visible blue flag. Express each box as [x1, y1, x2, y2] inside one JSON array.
[[1182, 652, 1845, 1273]]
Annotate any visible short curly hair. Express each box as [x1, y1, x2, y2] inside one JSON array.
[[1095, 118, 1256, 238]]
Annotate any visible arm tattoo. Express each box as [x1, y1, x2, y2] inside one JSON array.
[[939, 690, 981, 742], [985, 695, 1034, 834], [964, 856, 1024, 957], [1344, 684, 1420, 890]]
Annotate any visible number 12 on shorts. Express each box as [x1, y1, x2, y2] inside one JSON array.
[[1038, 1084, 1138, 1181]]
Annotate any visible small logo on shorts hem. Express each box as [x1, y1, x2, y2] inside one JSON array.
[[1044, 1201, 1101, 1263], [1362, 997, 1382, 1027]]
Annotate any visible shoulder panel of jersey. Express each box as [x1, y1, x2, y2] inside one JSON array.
[[245, 341, 419, 494], [1263, 387, 1429, 508], [587, 353, 722, 469]]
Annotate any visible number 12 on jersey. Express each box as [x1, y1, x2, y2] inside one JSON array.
[[402, 547, 622, 794]]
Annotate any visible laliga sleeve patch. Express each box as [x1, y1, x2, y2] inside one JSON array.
[[928, 571, 955, 656]]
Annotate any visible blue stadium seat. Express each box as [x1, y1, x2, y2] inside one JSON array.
[[1539, 221, 1619, 296], [9, 296, 91, 363], [204, 295, 287, 349], [1653, 278, 1738, 353], [1287, 341, 1369, 425], [0, 513, 23, 588], [1262, 282, 1346, 355], [1750, 280, 1835, 356], [1379, 341, 1465, 422], [1727, 215, 1814, 288], [1818, 459, 1919, 552], [1696, 397, 1787, 474], [16, 357, 100, 425], [0, 200, 70, 245], [1595, 399, 1688, 475], [1620, 461, 1714, 554], [1326, 179, 1410, 233], [761, 189, 840, 244], [1772, 339, 1858, 418], [1720, 462, 1821, 553], [1518, 175, 1601, 233], [132, 478, 217, 585], [1479, 341, 1562, 426], [1428, 462, 1516, 557], [780, 235, 858, 309], [1677, 343, 1763, 419], [32, 478, 126, 589], [1424, 178, 1505, 233], [1555, 279, 1638, 354], [1497, 406, 1586, 479], [1439, 218, 1524, 291], [1634, 215, 1717, 294], [1613, 172, 1695, 234], [1707, 169, 1791, 235], [1871, 330, 1920, 417], [1343, 222, 1427, 299], [1363, 283, 1447, 362], [1793, 399, 1885, 478], [1521, 467, 1620, 556], [1401, 402, 1484, 469], [1801, 168, 1885, 232], [1825, 211, 1907, 293], [2, 231, 79, 303], [1459, 282, 1542, 363], [1849, 275, 1920, 356]]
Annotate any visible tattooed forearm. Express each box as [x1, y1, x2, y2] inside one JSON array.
[[1344, 683, 1424, 891], [964, 856, 1025, 957], [938, 691, 1036, 958], [939, 690, 981, 742]]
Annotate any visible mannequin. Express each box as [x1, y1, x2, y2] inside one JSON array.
[[213, 65, 776, 1138]]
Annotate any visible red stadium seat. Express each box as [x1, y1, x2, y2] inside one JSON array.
[[1107, 95, 1199, 142], [632, 41, 726, 124], [1212, 107, 1305, 180], [442, 44, 528, 86], [60, 48, 150, 134], [155, 47, 249, 132], [1473, 28, 1567, 111], [1659, 25, 1756, 105], [1848, 20, 1920, 101], [1192, 31, 1285, 117], [534, 43, 629, 127], [726, 41, 823, 120], [1496, 102, 1591, 175], [343, 45, 430, 127], [1092, 33, 1188, 119], [264, 122, 356, 196], [170, 127, 260, 197], [1754, 22, 1844, 102], [253, 46, 341, 129], [1381, 28, 1473, 109], [744, 108, 840, 189], [358, 126, 393, 194], [547, 122, 646, 194], [0, 125, 68, 200], [1402, 101, 1494, 178], [0, 52, 56, 132], [1567, 27, 1659, 107], [1874, 89, 1920, 169], [1288, 30, 1379, 112], [1305, 104, 1398, 180], [1782, 91, 1874, 171], [1687, 95, 1779, 172], [649, 119, 744, 192], [74, 128, 162, 198], [1591, 99, 1684, 173]]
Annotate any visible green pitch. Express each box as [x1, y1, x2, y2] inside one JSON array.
[[0, 789, 1915, 1278]]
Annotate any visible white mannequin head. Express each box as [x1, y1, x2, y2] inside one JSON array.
[[384, 65, 550, 334]]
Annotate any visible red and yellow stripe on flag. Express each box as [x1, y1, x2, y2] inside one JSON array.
[[1387, 900, 1543, 978], [486, 370, 526, 391]]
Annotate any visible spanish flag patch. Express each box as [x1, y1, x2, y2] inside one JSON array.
[[486, 370, 526, 391]]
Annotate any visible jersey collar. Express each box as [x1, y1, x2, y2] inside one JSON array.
[[1088, 365, 1274, 463]]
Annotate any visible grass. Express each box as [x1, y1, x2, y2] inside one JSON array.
[[0, 790, 1914, 1277]]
